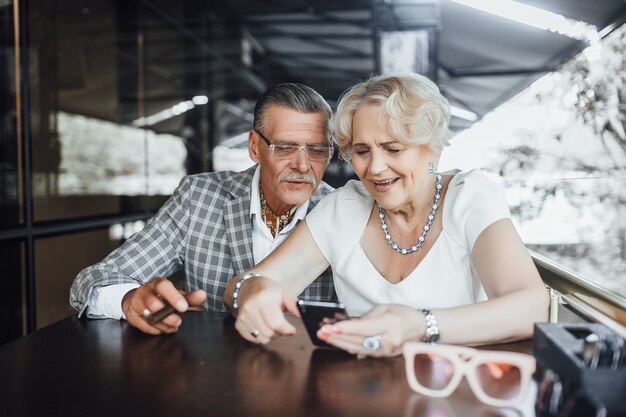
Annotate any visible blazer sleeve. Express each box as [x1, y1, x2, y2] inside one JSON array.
[[69, 176, 192, 316]]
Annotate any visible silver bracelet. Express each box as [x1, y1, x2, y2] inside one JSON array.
[[232, 273, 259, 313], [421, 309, 440, 343]]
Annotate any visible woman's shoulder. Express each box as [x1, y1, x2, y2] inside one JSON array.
[[306, 180, 372, 257], [446, 168, 505, 202], [448, 168, 499, 187], [342, 179, 372, 197], [443, 168, 510, 248], [321, 179, 373, 205], [308, 180, 372, 228]]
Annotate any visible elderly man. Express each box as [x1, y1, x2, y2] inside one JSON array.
[[70, 83, 336, 335]]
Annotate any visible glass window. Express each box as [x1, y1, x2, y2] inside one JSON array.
[[507, 177, 626, 300], [441, 23, 626, 303], [34, 228, 120, 329], [27, 1, 188, 222], [0, 2, 21, 228], [0, 239, 25, 344]]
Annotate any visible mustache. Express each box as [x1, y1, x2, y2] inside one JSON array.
[[279, 172, 316, 186]]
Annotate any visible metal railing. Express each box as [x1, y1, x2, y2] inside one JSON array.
[[532, 250, 626, 338]]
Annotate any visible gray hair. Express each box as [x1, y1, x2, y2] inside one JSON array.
[[334, 73, 451, 159], [253, 83, 333, 139]]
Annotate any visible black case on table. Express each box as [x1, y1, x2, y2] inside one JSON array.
[[533, 322, 626, 412]]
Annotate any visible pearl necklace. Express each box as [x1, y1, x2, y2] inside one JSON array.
[[378, 172, 442, 255]]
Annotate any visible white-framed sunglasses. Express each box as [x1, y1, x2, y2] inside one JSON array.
[[403, 342, 536, 408]]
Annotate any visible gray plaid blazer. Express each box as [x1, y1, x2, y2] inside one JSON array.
[[70, 166, 336, 315]]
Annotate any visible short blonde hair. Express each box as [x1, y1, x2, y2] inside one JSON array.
[[333, 73, 451, 159]]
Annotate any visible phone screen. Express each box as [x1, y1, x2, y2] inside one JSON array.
[[297, 299, 348, 347]]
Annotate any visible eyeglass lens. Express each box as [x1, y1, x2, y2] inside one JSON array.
[[414, 353, 455, 390], [413, 354, 523, 401], [272, 144, 332, 160], [256, 129, 332, 161], [475, 362, 523, 401]]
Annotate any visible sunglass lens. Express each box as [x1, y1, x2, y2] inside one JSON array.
[[413, 353, 455, 391], [475, 361, 522, 400]]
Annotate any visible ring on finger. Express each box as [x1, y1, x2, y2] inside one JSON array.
[[362, 335, 382, 352], [142, 308, 151, 318], [251, 329, 260, 338]]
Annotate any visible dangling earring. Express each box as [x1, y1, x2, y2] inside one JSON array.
[[428, 162, 439, 174]]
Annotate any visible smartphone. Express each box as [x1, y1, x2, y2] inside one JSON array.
[[296, 299, 348, 347]]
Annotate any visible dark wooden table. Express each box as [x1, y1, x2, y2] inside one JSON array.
[[0, 312, 536, 417]]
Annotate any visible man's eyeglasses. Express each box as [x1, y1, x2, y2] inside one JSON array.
[[402, 342, 536, 408], [535, 369, 607, 417], [255, 129, 334, 161]]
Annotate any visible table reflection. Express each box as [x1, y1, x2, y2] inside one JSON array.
[[120, 326, 198, 404], [303, 348, 412, 416], [235, 346, 305, 415], [404, 395, 524, 417]]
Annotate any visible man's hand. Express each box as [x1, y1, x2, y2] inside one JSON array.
[[122, 277, 207, 335]]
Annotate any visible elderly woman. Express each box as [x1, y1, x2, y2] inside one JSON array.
[[224, 73, 549, 357]]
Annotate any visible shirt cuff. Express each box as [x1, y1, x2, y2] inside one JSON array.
[[87, 283, 140, 320]]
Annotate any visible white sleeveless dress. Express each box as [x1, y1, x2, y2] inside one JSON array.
[[305, 169, 511, 317]]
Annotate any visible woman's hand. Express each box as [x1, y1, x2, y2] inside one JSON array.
[[233, 276, 301, 345], [316, 304, 424, 357]]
